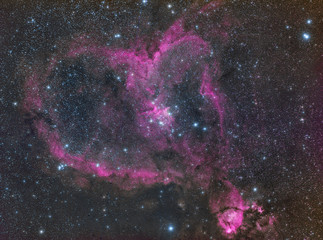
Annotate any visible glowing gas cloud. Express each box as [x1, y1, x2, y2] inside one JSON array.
[[23, 2, 276, 238]]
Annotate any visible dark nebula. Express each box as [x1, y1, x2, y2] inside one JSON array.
[[1, 0, 322, 239]]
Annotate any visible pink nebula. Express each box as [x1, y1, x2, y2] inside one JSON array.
[[22, 1, 274, 238], [24, 10, 228, 191]]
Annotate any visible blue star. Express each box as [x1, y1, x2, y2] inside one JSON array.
[[302, 33, 310, 40], [168, 225, 174, 232]]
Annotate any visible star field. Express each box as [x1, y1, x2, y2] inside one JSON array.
[[1, 0, 322, 239]]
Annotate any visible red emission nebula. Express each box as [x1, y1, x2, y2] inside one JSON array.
[[23, 2, 278, 238]]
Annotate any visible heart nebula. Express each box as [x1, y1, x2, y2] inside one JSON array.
[[23, 3, 276, 238]]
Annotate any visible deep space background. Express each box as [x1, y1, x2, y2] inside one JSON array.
[[1, 0, 323, 239]]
